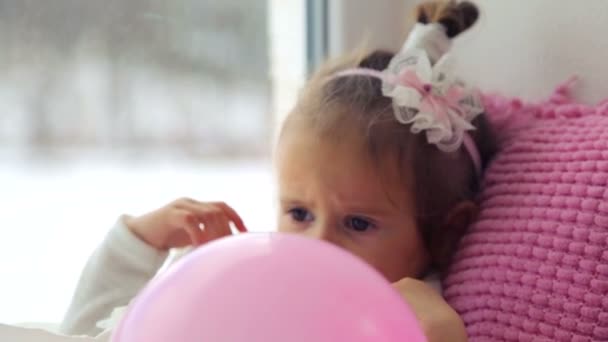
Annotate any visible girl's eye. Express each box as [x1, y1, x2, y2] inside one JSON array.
[[288, 208, 314, 222], [345, 216, 374, 232]]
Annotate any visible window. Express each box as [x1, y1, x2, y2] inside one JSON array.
[[0, 0, 307, 325]]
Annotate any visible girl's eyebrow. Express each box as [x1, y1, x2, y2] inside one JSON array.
[[280, 193, 401, 216], [279, 197, 308, 207], [339, 203, 394, 217]]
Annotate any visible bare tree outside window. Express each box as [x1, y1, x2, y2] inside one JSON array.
[[0, 0, 271, 159]]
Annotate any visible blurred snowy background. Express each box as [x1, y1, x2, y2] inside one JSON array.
[[0, 0, 283, 324]]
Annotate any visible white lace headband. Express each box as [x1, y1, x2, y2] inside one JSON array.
[[332, 24, 484, 176]]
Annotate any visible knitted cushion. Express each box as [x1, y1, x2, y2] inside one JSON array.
[[444, 79, 608, 341]]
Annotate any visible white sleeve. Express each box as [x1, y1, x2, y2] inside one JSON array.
[[59, 217, 169, 337]]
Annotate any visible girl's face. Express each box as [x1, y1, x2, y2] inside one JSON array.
[[276, 128, 430, 282]]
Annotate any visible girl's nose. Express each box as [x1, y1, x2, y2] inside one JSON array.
[[306, 220, 341, 247]]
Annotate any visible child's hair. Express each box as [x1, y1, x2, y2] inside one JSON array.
[[280, 1, 497, 272]]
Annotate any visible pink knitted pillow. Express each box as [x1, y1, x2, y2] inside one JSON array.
[[444, 79, 608, 341]]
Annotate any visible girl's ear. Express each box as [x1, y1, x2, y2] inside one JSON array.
[[428, 200, 478, 272]]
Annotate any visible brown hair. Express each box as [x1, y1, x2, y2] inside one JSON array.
[[281, 1, 496, 272], [415, 0, 479, 37]]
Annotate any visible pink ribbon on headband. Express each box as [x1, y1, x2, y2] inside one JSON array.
[[332, 51, 483, 177], [399, 69, 461, 131], [396, 69, 482, 176]]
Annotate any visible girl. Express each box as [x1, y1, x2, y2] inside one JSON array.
[[60, 1, 496, 341]]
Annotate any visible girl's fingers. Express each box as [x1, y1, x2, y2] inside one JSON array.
[[210, 202, 248, 233], [178, 200, 248, 233], [171, 209, 206, 246], [204, 212, 232, 241]]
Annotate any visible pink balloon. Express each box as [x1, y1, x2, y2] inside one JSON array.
[[112, 233, 427, 342]]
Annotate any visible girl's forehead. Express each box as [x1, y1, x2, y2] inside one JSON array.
[[276, 128, 413, 212]]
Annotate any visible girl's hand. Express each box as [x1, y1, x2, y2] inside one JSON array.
[[392, 277, 467, 342], [125, 198, 247, 250]]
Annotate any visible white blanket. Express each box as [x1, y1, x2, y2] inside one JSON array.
[[0, 324, 106, 342]]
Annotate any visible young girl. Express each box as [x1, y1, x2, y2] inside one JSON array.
[[60, 1, 495, 341]]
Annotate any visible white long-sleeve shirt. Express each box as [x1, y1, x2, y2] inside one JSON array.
[[59, 217, 169, 339]]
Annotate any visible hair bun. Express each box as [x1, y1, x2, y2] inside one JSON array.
[[415, 1, 479, 38], [358, 50, 395, 71]]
